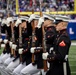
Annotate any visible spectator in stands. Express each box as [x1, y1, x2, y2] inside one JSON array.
[[0, 0, 76, 19]]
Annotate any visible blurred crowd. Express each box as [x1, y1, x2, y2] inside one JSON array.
[[19, 0, 74, 12], [0, 0, 76, 19]]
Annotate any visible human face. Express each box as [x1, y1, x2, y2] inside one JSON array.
[[31, 20, 38, 28], [21, 21, 27, 28], [56, 21, 68, 31], [34, 20, 38, 28], [43, 19, 53, 27]]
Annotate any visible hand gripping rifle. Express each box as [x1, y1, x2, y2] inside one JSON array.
[[39, 0, 48, 71]]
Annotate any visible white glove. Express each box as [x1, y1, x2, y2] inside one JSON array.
[[4, 39, 8, 44], [36, 47, 42, 49], [12, 44, 17, 50], [0, 38, 2, 42], [15, 19, 22, 27], [42, 52, 49, 60], [28, 14, 35, 23], [49, 47, 53, 53], [30, 47, 36, 53], [19, 48, 23, 54], [9, 42, 13, 47], [65, 55, 68, 61], [1, 44, 5, 48], [37, 17, 44, 28]]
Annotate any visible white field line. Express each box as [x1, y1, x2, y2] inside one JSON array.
[[71, 42, 76, 46], [71, 72, 76, 74]]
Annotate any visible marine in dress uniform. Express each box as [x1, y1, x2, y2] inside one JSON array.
[[4, 17, 18, 67], [5, 17, 21, 75], [37, 14, 56, 75], [0, 17, 13, 75], [42, 14, 56, 54], [12, 16, 32, 75], [0, 18, 7, 63], [1, 17, 13, 63], [20, 14, 42, 75], [42, 15, 71, 75], [21, 14, 56, 75], [0, 18, 6, 75]]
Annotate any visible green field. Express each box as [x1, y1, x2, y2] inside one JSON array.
[[0, 48, 4, 55], [0, 44, 76, 75], [69, 45, 76, 75]]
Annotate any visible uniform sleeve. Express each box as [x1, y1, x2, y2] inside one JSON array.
[[48, 35, 71, 62], [14, 26, 19, 41], [36, 28, 42, 44], [55, 35, 71, 61], [23, 39, 32, 53], [23, 40, 28, 50]]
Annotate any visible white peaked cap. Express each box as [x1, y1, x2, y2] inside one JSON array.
[[37, 14, 55, 29], [43, 14, 55, 22], [28, 14, 40, 23], [37, 17, 44, 28], [15, 18, 22, 27], [13, 17, 18, 21], [55, 15, 70, 22], [7, 17, 13, 27], [19, 16, 29, 21]]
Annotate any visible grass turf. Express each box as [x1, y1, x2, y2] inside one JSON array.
[[69, 45, 76, 75]]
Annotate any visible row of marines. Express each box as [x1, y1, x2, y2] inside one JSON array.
[[0, 14, 71, 75]]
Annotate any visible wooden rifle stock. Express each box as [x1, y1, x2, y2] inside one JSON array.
[[19, 24, 22, 62], [42, 25, 48, 71], [11, 22, 16, 57], [32, 21, 35, 63], [31, 8, 35, 63], [40, 11, 48, 71], [32, 54, 34, 63], [11, 22, 14, 55], [20, 53, 22, 62]]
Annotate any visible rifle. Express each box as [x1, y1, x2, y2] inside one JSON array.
[[10, 21, 15, 57], [39, 1, 48, 71], [31, 20, 36, 63], [19, 23, 23, 62], [42, 22, 48, 71], [31, 0, 35, 63]]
